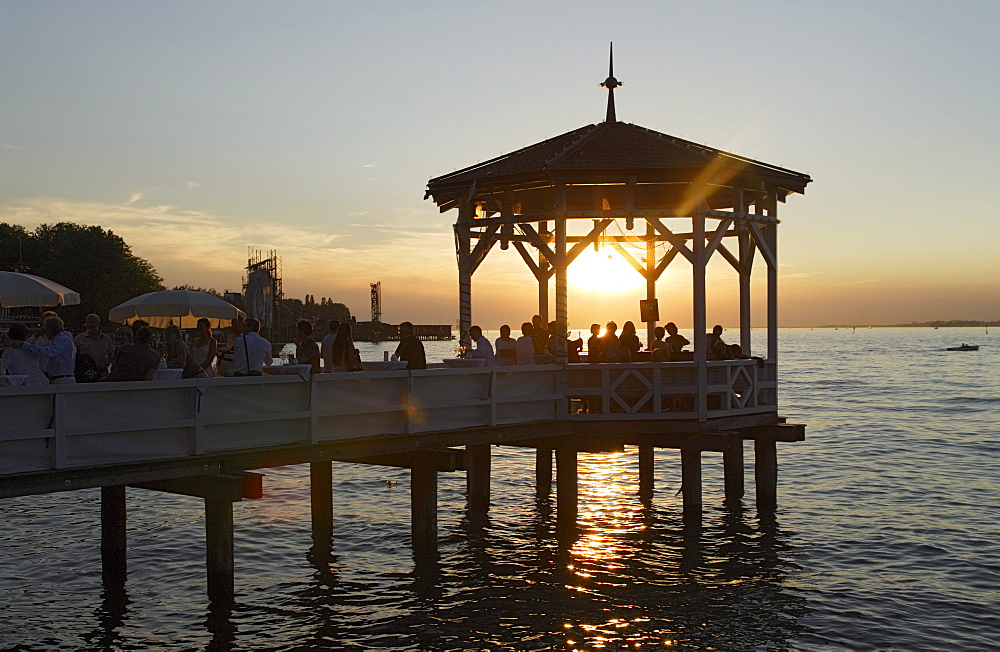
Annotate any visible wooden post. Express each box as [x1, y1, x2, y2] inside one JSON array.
[[645, 219, 657, 348], [205, 495, 235, 605], [410, 451, 438, 555], [101, 485, 127, 585], [737, 190, 752, 355], [764, 188, 778, 365], [538, 221, 550, 323], [755, 438, 778, 513], [638, 444, 654, 499], [681, 448, 702, 524], [466, 443, 491, 514], [554, 188, 568, 362], [457, 200, 474, 350], [724, 437, 745, 503], [692, 201, 708, 421], [555, 447, 578, 527], [310, 461, 333, 547], [536, 448, 552, 495]]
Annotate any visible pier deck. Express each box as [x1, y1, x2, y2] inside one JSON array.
[[0, 362, 802, 603]]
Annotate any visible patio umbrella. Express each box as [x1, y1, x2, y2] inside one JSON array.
[[0, 271, 82, 308], [109, 289, 245, 329]]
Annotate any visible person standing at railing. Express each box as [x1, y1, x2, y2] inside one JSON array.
[[295, 320, 321, 374], [619, 321, 641, 357], [108, 327, 161, 381], [73, 314, 114, 380], [664, 322, 690, 360], [494, 324, 516, 366], [393, 321, 426, 370], [190, 318, 218, 377], [232, 318, 272, 376], [515, 322, 535, 365], [13, 315, 76, 384], [466, 325, 494, 366], [601, 321, 620, 362], [1, 323, 49, 385], [320, 319, 340, 372], [586, 323, 603, 362]]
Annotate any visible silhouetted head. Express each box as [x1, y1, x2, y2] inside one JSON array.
[[605, 321, 617, 335], [337, 322, 353, 341], [297, 320, 313, 337], [500, 324, 511, 338], [622, 321, 636, 335], [113, 327, 133, 346], [532, 315, 543, 328], [7, 323, 28, 341], [196, 318, 212, 337], [469, 325, 482, 339], [329, 319, 340, 333], [135, 327, 153, 346], [521, 322, 533, 337], [163, 325, 181, 342], [712, 324, 723, 337], [666, 322, 678, 336], [399, 321, 414, 336], [653, 326, 665, 339], [243, 318, 261, 334], [590, 323, 601, 336], [43, 315, 64, 337], [84, 314, 100, 334]]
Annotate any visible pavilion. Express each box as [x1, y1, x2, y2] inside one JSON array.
[[425, 51, 811, 377]]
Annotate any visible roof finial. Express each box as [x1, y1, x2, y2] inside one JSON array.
[[599, 42, 621, 123]]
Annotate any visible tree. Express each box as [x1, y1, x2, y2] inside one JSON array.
[[0, 222, 164, 329]]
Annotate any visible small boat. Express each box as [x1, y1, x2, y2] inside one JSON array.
[[946, 344, 979, 351]]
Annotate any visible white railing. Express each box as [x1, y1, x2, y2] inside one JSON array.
[[564, 359, 776, 420], [0, 361, 776, 476]]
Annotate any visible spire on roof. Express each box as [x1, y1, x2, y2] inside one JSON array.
[[599, 42, 622, 123]]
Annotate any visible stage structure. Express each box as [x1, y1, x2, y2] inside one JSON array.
[[425, 47, 811, 395], [242, 249, 284, 339]]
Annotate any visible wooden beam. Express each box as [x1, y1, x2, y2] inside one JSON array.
[[648, 218, 695, 264], [310, 461, 333, 547], [511, 240, 542, 280], [517, 223, 556, 264], [535, 448, 552, 495], [651, 246, 680, 281], [564, 218, 613, 266], [681, 449, 702, 523], [748, 221, 776, 270], [205, 495, 234, 605], [610, 242, 647, 278], [342, 448, 467, 471], [715, 242, 741, 272], [466, 443, 491, 513], [410, 451, 438, 556], [704, 218, 734, 262], [131, 473, 263, 501]]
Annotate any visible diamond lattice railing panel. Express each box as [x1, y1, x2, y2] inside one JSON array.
[[610, 369, 653, 413]]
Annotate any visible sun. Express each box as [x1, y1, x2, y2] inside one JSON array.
[[568, 247, 647, 293]]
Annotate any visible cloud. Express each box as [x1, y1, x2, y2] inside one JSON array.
[[186, 181, 201, 189], [0, 197, 456, 302], [361, 163, 379, 168], [124, 193, 143, 206], [0, 142, 22, 151]]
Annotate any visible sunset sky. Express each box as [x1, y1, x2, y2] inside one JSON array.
[[2, 1, 998, 328]]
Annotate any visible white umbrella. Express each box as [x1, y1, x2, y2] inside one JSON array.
[[0, 271, 82, 308], [109, 289, 245, 329]]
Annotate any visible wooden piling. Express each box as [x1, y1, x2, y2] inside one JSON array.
[[410, 452, 438, 555], [100, 485, 127, 585], [466, 443, 491, 513], [638, 445, 654, 500], [681, 449, 702, 524], [724, 437, 745, 503], [754, 438, 778, 513], [555, 448, 578, 527], [535, 447, 552, 495], [204, 495, 234, 605], [309, 461, 333, 546]]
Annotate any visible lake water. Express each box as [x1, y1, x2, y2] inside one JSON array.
[[1, 328, 997, 650]]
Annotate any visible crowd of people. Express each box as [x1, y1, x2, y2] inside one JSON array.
[[1, 310, 751, 386], [0, 312, 284, 385], [459, 317, 748, 366]]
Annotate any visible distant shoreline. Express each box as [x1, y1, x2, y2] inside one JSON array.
[[812, 321, 996, 329]]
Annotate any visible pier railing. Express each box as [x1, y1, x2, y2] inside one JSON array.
[[1, 360, 775, 475]]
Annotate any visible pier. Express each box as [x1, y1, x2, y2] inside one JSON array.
[[0, 364, 802, 604]]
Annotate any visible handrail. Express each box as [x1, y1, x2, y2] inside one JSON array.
[[0, 361, 776, 476]]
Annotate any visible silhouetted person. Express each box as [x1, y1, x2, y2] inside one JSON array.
[[620, 321, 641, 356], [466, 325, 494, 366], [108, 327, 161, 381], [495, 324, 516, 366], [601, 321, 620, 362], [516, 322, 535, 365], [394, 321, 426, 370], [587, 323, 603, 362]]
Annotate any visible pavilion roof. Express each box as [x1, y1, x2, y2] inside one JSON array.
[[425, 120, 811, 208]]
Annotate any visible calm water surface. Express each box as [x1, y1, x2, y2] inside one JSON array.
[[1, 328, 997, 650]]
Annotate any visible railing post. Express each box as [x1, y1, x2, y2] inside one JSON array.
[[755, 438, 778, 514], [536, 448, 553, 495], [205, 494, 235, 606], [638, 445, 654, 500]]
